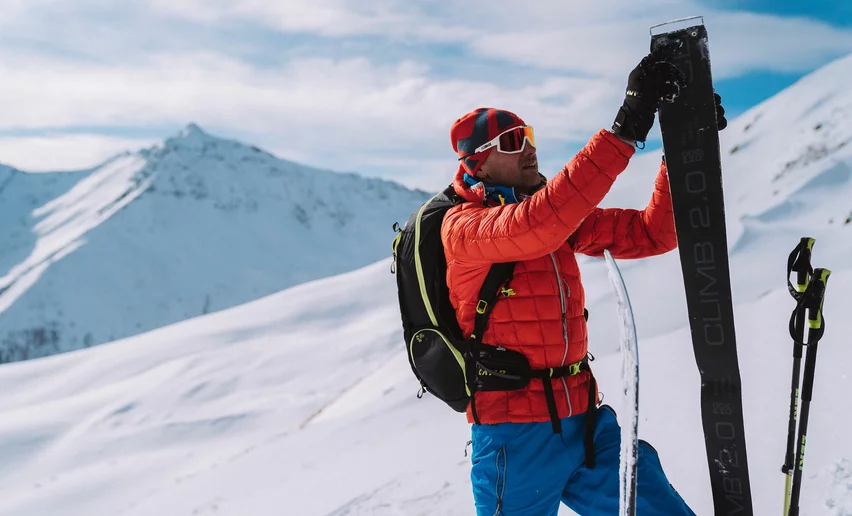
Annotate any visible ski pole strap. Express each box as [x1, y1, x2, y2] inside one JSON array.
[[787, 237, 816, 343], [788, 308, 806, 348], [787, 237, 815, 298], [789, 266, 829, 348], [468, 262, 516, 425]]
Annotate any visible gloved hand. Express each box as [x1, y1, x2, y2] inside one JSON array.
[[714, 92, 728, 130], [612, 51, 686, 143]]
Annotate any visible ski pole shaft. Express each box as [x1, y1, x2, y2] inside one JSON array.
[[788, 268, 830, 516], [782, 328, 803, 515], [782, 237, 814, 516]]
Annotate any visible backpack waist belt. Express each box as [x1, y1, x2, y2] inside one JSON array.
[[471, 348, 598, 468]]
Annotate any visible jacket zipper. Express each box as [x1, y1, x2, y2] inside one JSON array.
[[549, 253, 573, 417], [493, 446, 507, 515]]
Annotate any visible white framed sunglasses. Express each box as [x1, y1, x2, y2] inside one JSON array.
[[461, 125, 536, 160]]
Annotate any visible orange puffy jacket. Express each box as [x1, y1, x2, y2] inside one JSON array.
[[441, 129, 677, 425]]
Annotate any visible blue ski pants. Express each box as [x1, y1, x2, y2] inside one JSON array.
[[469, 405, 695, 515]]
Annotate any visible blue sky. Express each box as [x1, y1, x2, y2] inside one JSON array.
[[710, 0, 852, 118], [0, 1, 850, 190]]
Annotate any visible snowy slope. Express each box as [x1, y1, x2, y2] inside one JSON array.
[[0, 164, 91, 290], [2, 54, 852, 516], [0, 261, 850, 516], [0, 125, 431, 362]]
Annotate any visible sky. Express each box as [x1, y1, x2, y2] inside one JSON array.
[[0, 0, 851, 191]]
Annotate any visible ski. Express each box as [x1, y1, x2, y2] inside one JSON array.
[[651, 18, 754, 515], [604, 249, 639, 516]]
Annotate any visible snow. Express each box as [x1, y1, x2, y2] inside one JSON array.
[[0, 125, 431, 362], [1, 260, 850, 515], [1, 54, 852, 515]]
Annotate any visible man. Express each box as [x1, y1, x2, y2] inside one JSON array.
[[441, 52, 724, 514]]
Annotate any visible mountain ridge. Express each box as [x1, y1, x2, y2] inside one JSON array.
[[0, 124, 431, 362]]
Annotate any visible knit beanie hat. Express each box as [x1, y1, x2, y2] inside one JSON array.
[[450, 108, 526, 177]]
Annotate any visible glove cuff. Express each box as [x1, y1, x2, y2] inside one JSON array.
[[612, 100, 655, 143]]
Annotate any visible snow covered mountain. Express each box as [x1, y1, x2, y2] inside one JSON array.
[[2, 54, 852, 515], [0, 125, 431, 362]]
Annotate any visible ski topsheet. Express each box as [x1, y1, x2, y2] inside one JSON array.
[[604, 250, 639, 516], [651, 18, 754, 515]]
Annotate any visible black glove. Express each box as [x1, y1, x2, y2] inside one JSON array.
[[714, 92, 727, 130], [612, 52, 686, 143]]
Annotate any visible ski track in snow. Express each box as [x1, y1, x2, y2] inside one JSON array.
[[824, 459, 852, 516]]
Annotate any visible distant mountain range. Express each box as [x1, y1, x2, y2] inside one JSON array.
[[0, 124, 431, 362]]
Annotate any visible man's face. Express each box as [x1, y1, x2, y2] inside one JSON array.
[[476, 141, 540, 192]]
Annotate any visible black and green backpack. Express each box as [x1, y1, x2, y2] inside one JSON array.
[[391, 185, 598, 461], [391, 186, 518, 414]]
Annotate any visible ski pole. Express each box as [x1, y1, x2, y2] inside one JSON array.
[[781, 237, 815, 516], [787, 268, 831, 516]]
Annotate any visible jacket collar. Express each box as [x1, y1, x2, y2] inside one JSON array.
[[451, 164, 545, 206]]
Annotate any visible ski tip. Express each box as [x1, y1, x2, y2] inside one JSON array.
[[650, 16, 705, 37]]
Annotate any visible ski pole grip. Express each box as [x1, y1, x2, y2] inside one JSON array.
[[788, 237, 815, 296], [806, 269, 830, 331]]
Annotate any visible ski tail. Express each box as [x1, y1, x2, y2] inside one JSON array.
[[604, 250, 639, 516]]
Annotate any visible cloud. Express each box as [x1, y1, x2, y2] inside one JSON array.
[[1, 0, 851, 190], [463, 9, 852, 79], [0, 134, 156, 172], [0, 50, 620, 180], [143, 0, 852, 79], [705, 12, 852, 77], [144, 0, 450, 39]]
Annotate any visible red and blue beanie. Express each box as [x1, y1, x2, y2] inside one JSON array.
[[450, 108, 525, 177]]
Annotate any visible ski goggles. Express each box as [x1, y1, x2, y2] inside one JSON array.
[[463, 125, 536, 158]]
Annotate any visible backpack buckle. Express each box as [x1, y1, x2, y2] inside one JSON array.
[[476, 300, 488, 314], [568, 361, 582, 375]]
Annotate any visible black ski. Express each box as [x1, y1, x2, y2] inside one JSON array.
[[651, 18, 754, 515]]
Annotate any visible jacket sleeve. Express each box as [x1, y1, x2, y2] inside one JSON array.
[[567, 160, 677, 259], [441, 129, 635, 264]]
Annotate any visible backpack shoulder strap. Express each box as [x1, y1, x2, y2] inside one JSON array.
[[468, 261, 515, 424], [470, 262, 515, 341]]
